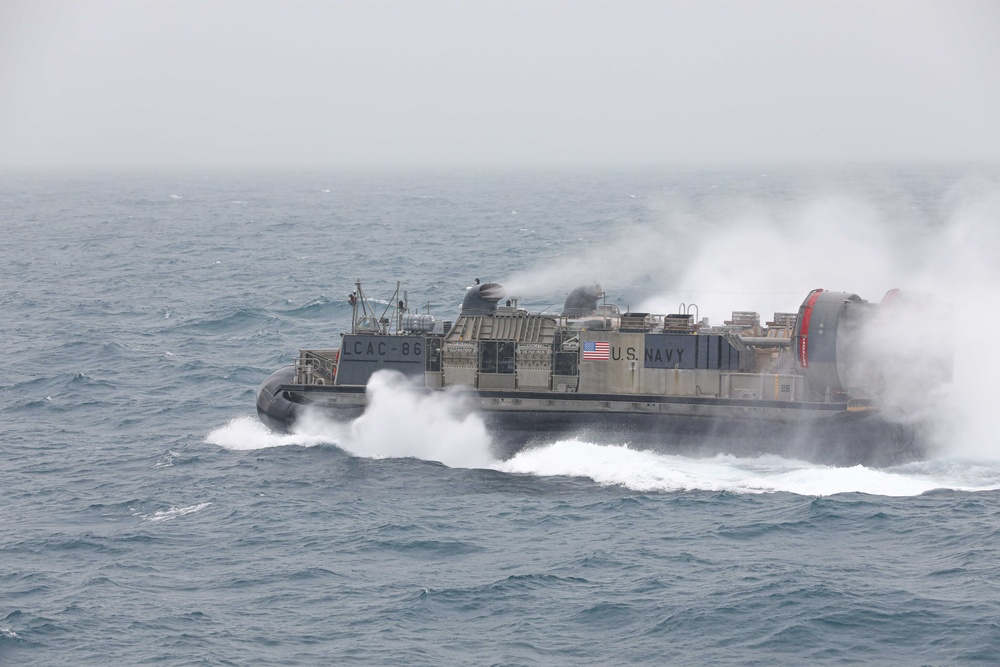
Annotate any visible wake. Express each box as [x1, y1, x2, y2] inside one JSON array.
[[500, 440, 1000, 496], [207, 415, 1000, 498], [208, 369, 1000, 497]]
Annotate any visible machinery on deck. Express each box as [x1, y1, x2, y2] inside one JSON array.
[[258, 280, 948, 466]]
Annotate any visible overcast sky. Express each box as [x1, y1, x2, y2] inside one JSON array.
[[1, 0, 998, 169]]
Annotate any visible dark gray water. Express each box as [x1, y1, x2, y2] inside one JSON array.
[[3, 166, 1000, 665]]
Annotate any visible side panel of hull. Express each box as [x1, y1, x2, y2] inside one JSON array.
[[262, 384, 921, 466], [480, 409, 919, 467]]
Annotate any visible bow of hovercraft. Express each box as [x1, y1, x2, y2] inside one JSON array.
[[256, 365, 299, 433]]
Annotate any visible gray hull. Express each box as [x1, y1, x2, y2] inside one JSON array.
[[257, 369, 922, 467]]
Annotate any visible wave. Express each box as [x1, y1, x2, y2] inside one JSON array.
[[0, 372, 119, 413], [141, 502, 211, 523], [276, 295, 347, 319], [171, 300, 346, 339], [174, 307, 280, 335]]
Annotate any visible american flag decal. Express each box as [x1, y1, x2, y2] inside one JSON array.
[[583, 341, 610, 360]]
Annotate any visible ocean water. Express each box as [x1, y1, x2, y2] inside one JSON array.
[[3, 165, 1000, 665]]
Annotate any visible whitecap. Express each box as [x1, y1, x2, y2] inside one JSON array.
[[143, 502, 210, 523], [154, 450, 179, 468]]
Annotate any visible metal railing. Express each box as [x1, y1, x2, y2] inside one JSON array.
[[295, 349, 339, 385]]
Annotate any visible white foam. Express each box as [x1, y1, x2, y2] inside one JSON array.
[[143, 502, 211, 523], [153, 450, 179, 468], [206, 415, 342, 451], [212, 405, 1000, 495], [497, 438, 1000, 496]]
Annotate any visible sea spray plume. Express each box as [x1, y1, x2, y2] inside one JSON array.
[[339, 370, 495, 468], [837, 182, 1000, 460], [503, 195, 921, 327], [852, 291, 953, 433], [918, 183, 1000, 458], [515, 197, 854, 318], [637, 197, 900, 323], [499, 206, 711, 300], [631, 184, 1000, 460]]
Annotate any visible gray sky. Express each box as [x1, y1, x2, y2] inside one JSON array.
[[2, 0, 999, 168]]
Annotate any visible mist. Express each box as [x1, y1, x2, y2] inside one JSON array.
[[501, 176, 1000, 460], [2, 0, 999, 169]]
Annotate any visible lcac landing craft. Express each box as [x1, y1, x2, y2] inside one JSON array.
[[257, 280, 949, 466]]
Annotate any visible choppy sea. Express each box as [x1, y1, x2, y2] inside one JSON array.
[[3, 165, 1000, 665]]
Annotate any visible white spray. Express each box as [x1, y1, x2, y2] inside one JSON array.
[[334, 370, 495, 468], [208, 177, 1000, 493], [506, 185, 1000, 460]]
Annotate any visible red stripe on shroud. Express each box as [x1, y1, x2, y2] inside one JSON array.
[[797, 289, 824, 368]]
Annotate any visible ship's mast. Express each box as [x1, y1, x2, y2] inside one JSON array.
[[349, 279, 407, 335]]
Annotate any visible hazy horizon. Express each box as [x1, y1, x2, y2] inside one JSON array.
[[2, 0, 999, 170]]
